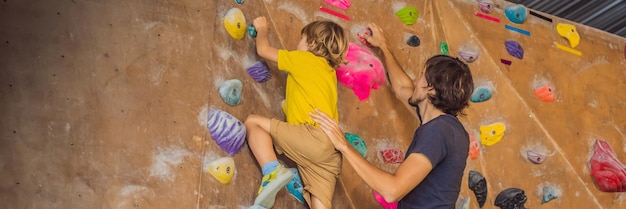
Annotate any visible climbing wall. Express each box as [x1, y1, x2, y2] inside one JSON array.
[[1, 0, 625, 209]]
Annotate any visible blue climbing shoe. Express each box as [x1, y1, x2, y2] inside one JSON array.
[[285, 168, 306, 204]]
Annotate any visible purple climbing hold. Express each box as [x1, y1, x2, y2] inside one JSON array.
[[247, 61, 271, 83], [505, 40, 524, 59], [459, 43, 480, 63], [527, 149, 546, 164], [478, 0, 494, 14], [207, 109, 247, 156]]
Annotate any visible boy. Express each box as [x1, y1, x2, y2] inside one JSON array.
[[245, 16, 348, 209]]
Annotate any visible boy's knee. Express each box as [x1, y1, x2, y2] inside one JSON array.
[[244, 114, 262, 127]]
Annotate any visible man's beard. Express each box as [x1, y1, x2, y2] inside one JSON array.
[[408, 96, 424, 107]]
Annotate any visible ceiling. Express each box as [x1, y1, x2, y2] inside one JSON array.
[[506, 0, 626, 38]]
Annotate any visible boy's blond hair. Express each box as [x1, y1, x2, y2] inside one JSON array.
[[301, 21, 348, 69]]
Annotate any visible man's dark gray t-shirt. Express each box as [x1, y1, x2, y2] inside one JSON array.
[[398, 114, 469, 209]]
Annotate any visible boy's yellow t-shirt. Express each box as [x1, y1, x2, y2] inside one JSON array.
[[277, 49, 339, 125]]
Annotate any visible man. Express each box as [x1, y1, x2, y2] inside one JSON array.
[[310, 23, 474, 209]]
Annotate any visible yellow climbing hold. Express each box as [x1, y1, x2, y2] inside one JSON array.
[[479, 122, 506, 146], [556, 23, 579, 48], [395, 6, 419, 26], [207, 157, 235, 184], [223, 8, 246, 40]]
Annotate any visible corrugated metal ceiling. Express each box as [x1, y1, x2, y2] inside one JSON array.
[[506, 0, 626, 38]]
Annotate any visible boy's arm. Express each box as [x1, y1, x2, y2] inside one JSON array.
[[253, 17, 279, 63], [363, 23, 416, 113]]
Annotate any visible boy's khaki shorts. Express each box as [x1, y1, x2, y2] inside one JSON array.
[[270, 118, 341, 209]]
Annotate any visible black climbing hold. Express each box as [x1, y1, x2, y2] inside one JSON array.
[[494, 188, 528, 209], [468, 170, 488, 208], [406, 35, 420, 47]]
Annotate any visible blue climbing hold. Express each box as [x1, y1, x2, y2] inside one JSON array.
[[542, 186, 558, 204], [248, 26, 257, 38], [470, 86, 492, 103], [504, 4, 527, 24], [285, 168, 305, 204], [234, 0, 244, 4], [345, 132, 367, 157], [219, 79, 243, 106]]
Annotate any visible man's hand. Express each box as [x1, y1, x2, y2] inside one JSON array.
[[309, 109, 350, 152]]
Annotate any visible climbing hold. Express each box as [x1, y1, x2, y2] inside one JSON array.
[[505, 40, 524, 59], [219, 79, 242, 106], [395, 6, 419, 26], [589, 139, 626, 192], [468, 170, 488, 208], [337, 43, 386, 101], [504, 4, 528, 24], [247, 61, 271, 83], [533, 83, 555, 103], [324, 0, 351, 10], [556, 23, 580, 48], [542, 186, 558, 204], [234, 0, 243, 4], [247, 25, 257, 38], [440, 42, 449, 56], [207, 157, 235, 184], [207, 109, 247, 156], [470, 86, 492, 103], [505, 24, 531, 36], [357, 28, 373, 47], [478, 0, 494, 13], [223, 8, 247, 40], [345, 132, 367, 157], [373, 190, 398, 209], [468, 130, 480, 160], [500, 58, 512, 65], [475, 12, 500, 23], [494, 188, 528, 209], [458, 44, 480, 63], [479, 122, 506, 146], [320, 6, 350, 21], [285, 168, 305, 204], [406, 35, 421, 47], [380, 148, 404, 163], [526, 150, 546, 164]]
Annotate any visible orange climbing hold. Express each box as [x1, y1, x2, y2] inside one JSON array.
[[468, 130, 480, 160], [534, 83, 555, 102]]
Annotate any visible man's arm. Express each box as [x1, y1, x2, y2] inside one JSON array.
[[253, 17, 279, 62], [363, 23, 416, 114], [310, 110, 433, 203]]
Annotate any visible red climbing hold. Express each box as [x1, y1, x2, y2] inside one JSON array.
[[380, 148, 404, 163], [589, 139, 626, 192]]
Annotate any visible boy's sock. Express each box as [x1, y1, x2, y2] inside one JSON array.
[[262, 160, 280, 176]]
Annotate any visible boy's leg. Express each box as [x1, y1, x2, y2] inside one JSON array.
[[244, 114, 276, 166], [244, 114, 293, 208]]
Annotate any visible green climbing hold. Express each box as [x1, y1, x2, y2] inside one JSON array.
[[395, 6, 419, 26], [344, 132, 367, 157], [440, 42, 449, 55]]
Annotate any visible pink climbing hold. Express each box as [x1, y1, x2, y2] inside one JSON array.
[[357, 28, 373, 47], [589, 139, 626, 192], [380, 148, 404, 163], [373, 190, 398, 209], [324, 0, 351, 10], [336, 43, 386, 101]]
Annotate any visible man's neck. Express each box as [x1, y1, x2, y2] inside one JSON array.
[[418, 103, 445, 125]]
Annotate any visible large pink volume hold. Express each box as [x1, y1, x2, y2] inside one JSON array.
[[589, 139, 626, 192], [336, 43, 386, 101]]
